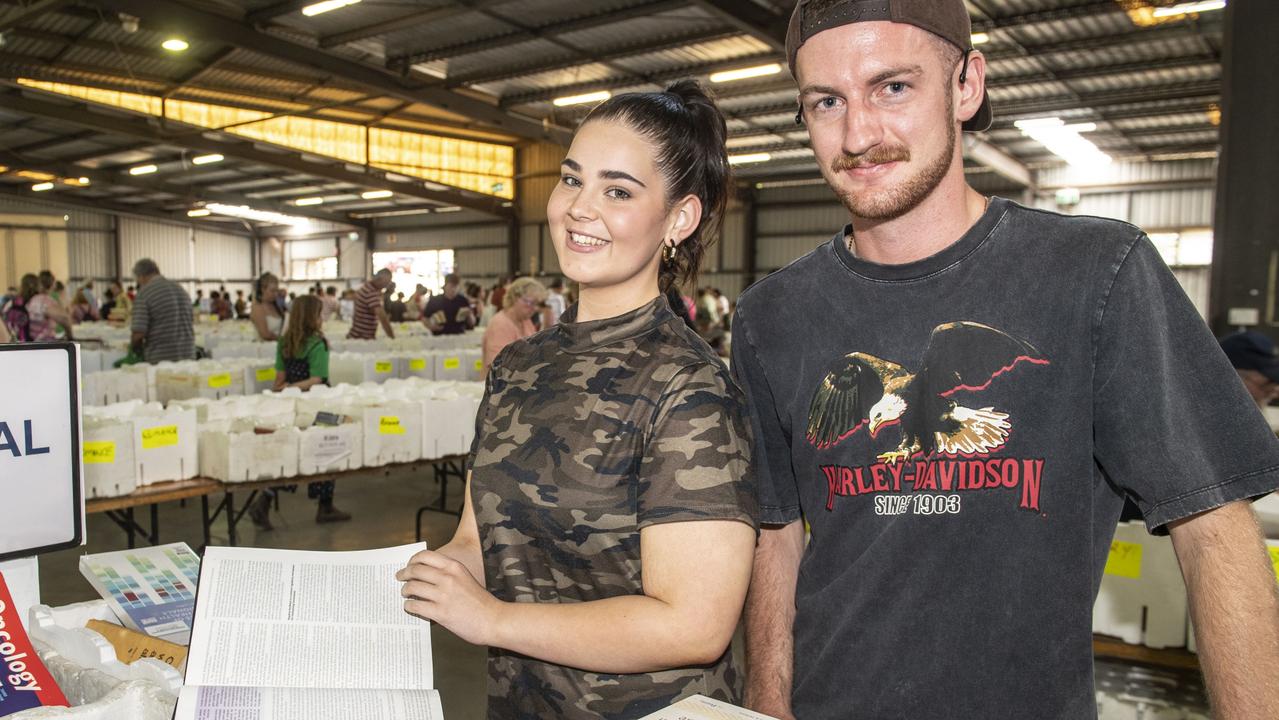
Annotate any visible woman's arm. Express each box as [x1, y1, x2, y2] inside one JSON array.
[[250, 304, 277, 341], [398, 518, 755, 674], [434, 473, 484, 582]]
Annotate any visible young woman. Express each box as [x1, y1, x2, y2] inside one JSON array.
[[250, 272, 285, 342], [255, 294, 350, 527], [398, 80, 757, 718], [16, 273, 73, 341], [70, 288, 98, 323]]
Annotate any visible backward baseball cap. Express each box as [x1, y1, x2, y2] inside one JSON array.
[[786, 0, 994, 132]]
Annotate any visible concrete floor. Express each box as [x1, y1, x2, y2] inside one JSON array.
[[36, 465, 489, 720]]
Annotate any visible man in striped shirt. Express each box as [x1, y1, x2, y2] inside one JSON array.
[[347, 268, 395, 340], [130, 258, 196, 363]]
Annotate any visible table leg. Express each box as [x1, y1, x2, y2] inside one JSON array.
[[200, 494, 212, 550], [125, 507, 136, 549], [226, 491, 237, 547], [149, 503, 160, 545]]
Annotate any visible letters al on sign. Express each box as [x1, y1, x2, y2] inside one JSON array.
[[0, 343, 84, 562]]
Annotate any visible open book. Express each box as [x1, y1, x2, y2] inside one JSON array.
[[175, 543, 442, 720], [639, 695, 780, 720]]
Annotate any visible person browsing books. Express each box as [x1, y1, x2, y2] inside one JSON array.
[[397, 80, 758, 719], [250, 294, 350, 528]]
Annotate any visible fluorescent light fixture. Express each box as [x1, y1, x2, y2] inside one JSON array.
[[161, 38, 189, 52], [434, 206, 462, 213], [31, 182, 54, 192], [728, 152, 772, 165], [205, 203, 310, 227], [129, 164, 158, 175], [302, 0, 362, 17], [970, 32, 990, 45], [1152, 0, 1226, 18], [350, 208, 433, 219], [77, 177, 90, 185], [294, 197, 324, 206], [361, 189, 394, 200], [710, 63, 783, 84], [553, 90, 611, 107], [192, 153, 223, 165], [187, 208, 211, 217], [1014, 117, 1111, 169]]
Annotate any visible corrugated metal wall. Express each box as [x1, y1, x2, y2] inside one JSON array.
[[119, 217, 192, 279], [0, 195, 114, 281], [194, 229, 253, 280]]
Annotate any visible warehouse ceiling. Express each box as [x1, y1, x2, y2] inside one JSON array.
[[0, 0, 1225, 227]]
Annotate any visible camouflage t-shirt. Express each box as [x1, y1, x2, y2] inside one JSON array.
[[469, 294, 758, 720]]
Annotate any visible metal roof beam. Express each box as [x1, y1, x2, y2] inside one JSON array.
[[82, 0, 571, 144], [323, 0, 513, 51], [686, 0, 788, 53], [0, 184, 251, 233], [385, 0, 689, 66], [0, 149, 364, 227], [6, 128, 97, 156], [0, 84, 515, 218], [0, 0, 73, 35], [971, 2, 1122, 33], [244, 1, 316, 25], [447, 29, 739, 87]]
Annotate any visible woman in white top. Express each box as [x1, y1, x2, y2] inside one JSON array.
[[251, 272, 285, 341]]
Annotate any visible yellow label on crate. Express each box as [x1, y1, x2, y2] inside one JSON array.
[[409, 358, 427, 372], [443, 358, 461, 370], [83, 441, 116, 464], [256, 368, 277, 382], [141, 425, 179, 449], [207, 373, 233, 389], [375, 361, 394, 374], [474, 359, 483, 372], [379, 416, 405, 435], [1269, 546, 1279, 582], [1104, 541, 1142, 579]]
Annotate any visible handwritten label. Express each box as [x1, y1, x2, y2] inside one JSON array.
[[409, 358, 427, 372], [443, 358, 461, 370], [83, 441, 116, 464], [1269, 546, 1279, 582], [256, 368, 277, 382], [207, 373, 232, 389], [375, 361, 394, 374], [379, 416, 405, 435], [140, 425, 179, 450], [1104, 541, 1142, 579]]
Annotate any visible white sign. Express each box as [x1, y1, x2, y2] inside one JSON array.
[[0, 343, 84, 561]]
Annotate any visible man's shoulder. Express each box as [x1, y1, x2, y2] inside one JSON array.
[[999, 200, 1144, 250], [737, 236, 838, 312]]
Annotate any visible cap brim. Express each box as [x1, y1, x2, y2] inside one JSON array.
[[962, 91, 993, 133]]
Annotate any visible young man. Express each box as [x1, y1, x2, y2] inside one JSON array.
[[347, 269, 395, 340], [732, 2, 1279, 719], [423, 273, 475, 335]]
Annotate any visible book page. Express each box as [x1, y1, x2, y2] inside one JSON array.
[[174, 686, 444, 720], [78, 542, 200, 644], [637, 695, 780, 720], [185, 543, 432, 691]]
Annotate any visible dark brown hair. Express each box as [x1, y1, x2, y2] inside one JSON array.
[[582, 79, 731, 291]]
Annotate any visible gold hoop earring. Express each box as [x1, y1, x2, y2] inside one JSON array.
[[662, 239, 678, 265]]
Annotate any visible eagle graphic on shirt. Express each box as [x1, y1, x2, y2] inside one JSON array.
[[807, 322, 1049, 464]]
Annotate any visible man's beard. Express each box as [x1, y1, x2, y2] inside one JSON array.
[[827, 113, 957, 222]]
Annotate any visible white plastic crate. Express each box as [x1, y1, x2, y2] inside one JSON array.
[[199, 427, 300, 483], [328, 353, 402, 386], [356, 400, 423, 465], [1092, 522, 1188, 649], [298, 423, 363, 475], [153, 365, 245, 403], [81, 422, 137, 500], [130, 407, 198, 485]]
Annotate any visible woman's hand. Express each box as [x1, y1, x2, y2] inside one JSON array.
[[397, 549, 502, 647]]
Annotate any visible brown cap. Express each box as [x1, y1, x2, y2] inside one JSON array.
[[786, 0, 993, 132]]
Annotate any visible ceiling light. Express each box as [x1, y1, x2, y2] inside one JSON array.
[[302, 0, 362, 16], [434, 206, 462, 213], [553, 91, 611, 107], [970, 32, 990, 45], [187, 208, 211, 217], [361, 190, 393, 200], [129, 164, 158, 175], [728, 152, 772, 165], [192, 153, 223, 165], [1152, 1, 1226, 18], [350, 208, 434, 219], [161, 38, 189, 52], [31, 182, 54, 192], [205, 203, 310, 227], [294, 197, 324, 206], [1014, 117, 1111, 169], [77, 177, 90, 185], [710, 63, 783, 84]]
